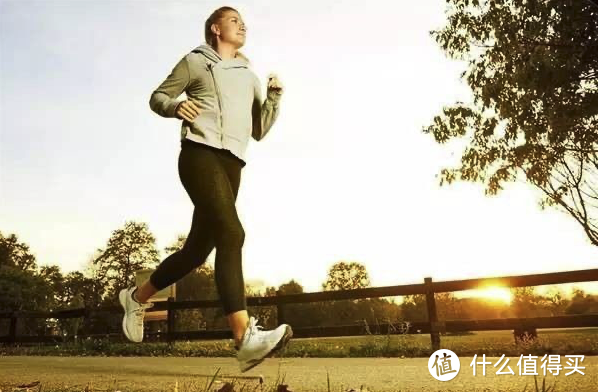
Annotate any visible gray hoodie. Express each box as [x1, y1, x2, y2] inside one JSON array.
[[149, 43, 281, 162]]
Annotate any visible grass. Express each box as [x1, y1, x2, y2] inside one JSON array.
[[0, 369, 560, 392], [1, 328, 597, 358]]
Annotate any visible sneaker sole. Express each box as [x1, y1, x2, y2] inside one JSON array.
[[240, 325, 293, 373], [240, 357, 265, 373]]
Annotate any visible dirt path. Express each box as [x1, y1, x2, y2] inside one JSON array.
[[0, 356, 596, 391]]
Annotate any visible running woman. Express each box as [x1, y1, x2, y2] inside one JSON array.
[[118, 6, 293, 373]]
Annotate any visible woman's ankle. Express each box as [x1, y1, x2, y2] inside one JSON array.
[[227, 310, 250, 348], [132, 287, 145, 304], [234, 339, 243, 349], [235, 328, 246, 345]]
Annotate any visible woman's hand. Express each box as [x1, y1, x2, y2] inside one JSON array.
[[175, 99, 201, 121], [267, 73, 284, 97]]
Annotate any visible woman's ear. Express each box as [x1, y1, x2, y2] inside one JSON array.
[[210, 23, 220, 37]]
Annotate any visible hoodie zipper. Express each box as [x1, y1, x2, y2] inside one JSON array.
[[206, 62, 224, 139]]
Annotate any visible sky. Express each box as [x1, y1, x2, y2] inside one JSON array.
[[1, 0, 597, 300]]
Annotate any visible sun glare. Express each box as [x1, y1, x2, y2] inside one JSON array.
[[473, 286, 513, 304]]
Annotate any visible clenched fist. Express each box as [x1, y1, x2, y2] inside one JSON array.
[[267, 73, 284, 98], [175, 99, 201, 122]]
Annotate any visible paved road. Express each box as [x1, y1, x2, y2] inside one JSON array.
[[0, 356, 595, 391]]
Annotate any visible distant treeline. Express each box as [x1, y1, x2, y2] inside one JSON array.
[[1, 223, 597, 337]]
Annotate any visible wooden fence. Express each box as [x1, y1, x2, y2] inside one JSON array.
[[1, 268, 598, 350]]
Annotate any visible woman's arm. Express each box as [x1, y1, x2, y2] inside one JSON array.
[[149, 56, 190, 118], [252, 73, 282, 141]]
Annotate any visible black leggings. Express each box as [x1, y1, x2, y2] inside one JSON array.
[[149, 140, 247, 315]]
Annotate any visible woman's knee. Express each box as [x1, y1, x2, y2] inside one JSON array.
[[214, 220, 245, 248]]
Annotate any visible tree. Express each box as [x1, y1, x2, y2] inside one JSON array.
[[542, 287, 569, 316], [0, 231, 54, 312], [0, 232, 56, 335], [423, 0, 598, 244], [400, 294, 428, 322], [510, 286, 544, 317], [263, 285, 278, 297], [0, 265, 52, 312], [277, 279, 304, 295], [63, 270, 104, 308], [93, 220, 160, 302], [322, 261, 371, 291], [39, 265, 65, 308], [352, 297, 402, 333], [566, 288, 597, 314], [0, 231, 37, 272], [435, 292, 462, 320], [272, 279, 323, 328], [320, 262, 371, 326]]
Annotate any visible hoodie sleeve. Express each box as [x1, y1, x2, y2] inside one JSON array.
[[149, 56, 190, 118], [252, 73, 281, 141]]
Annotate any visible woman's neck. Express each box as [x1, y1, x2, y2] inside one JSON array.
[[213, 42, 238, 60]]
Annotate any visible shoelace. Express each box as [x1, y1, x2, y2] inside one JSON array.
[[132, 302, 154, 327], [247, 317, 265, 342]]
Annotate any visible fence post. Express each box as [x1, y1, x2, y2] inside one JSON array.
[[424, 277, 441, 351], [276, 290, 285, 326], [8, 312, 18, 345], [167, 296, 175, 344]]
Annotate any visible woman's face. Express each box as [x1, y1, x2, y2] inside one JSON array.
[[214, 10, 247, 48]]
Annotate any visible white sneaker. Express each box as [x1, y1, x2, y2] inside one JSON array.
[[236, 316, 293, 372], [119, 287, 154, 343]]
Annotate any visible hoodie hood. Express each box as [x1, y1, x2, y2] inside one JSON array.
[[192, 43, 250, 65]]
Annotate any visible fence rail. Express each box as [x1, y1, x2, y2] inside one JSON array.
[[2, 268, 598, 349]]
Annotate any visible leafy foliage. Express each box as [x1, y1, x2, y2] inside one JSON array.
[[0, 231, 37, 272], [322, 261, 371, 291], [423, 0, 598, 243], [93, 220, 160, 302]]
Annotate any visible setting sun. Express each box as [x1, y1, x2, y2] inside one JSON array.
[[476, 286, 513, 304], [458, 286, 513, 304]]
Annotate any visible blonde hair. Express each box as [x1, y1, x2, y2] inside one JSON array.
[[205, 7, 236, 44]]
